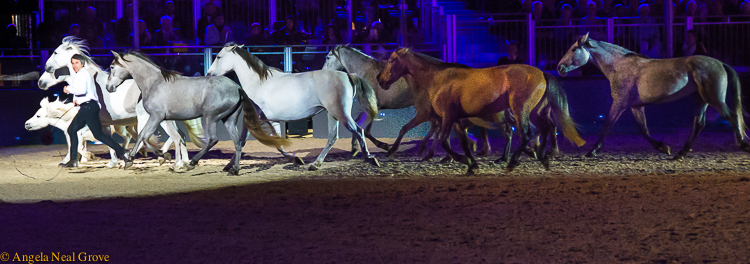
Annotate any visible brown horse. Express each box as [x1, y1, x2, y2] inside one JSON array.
[[558, 33, 749, 159], [378, 48, 585, 174]]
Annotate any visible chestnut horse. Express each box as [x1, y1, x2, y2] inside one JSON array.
[[378, 48, 585, 174]]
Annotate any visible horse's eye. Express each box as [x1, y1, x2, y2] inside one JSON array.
[[36, 115, 41, 118]]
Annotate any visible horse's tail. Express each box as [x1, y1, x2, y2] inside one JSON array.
[[182, 118, 206, 149], [543, 72, 586, 147], [348, 73, 380, 124], [723, 63, 747, 140], [238, 88, 291, 149]]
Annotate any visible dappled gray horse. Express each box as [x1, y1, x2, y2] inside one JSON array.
[[105, 51, 289, 175], [558, 33, 749, 159]]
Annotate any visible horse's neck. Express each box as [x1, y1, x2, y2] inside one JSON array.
[[233, 61, 283, 97], [587, 40, 632, 76], [346, 51, 379, 81], [405, 55, 440, 91], [128, 60, 163, 96]]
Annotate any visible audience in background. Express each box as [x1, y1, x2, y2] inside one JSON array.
[[323, 24, 343, 45], [272, 16, 307, 45], [115, 4, 134, 47], [127, 20, 152, 46], [497, 41, 524, 65], [244, 23, 270, 46], [197, 2, 219, 44], [205, 14, 233, 45]]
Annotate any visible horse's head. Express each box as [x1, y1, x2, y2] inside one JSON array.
[[25, 97, 72, 130], [37, 67, 72, 90], [106, 51, 131, 92], [377, 48, 410, 90], [45, 36, 89, 73], [322, 46, 345, 72], [558, 32, 592, 76], [207, 44, 243, 76]]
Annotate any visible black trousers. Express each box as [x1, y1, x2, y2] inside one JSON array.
[[67, 101, 125, 162]]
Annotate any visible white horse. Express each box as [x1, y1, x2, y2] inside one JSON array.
[[38, 37, 206, 168], [25, 97, 148, 167], [206, 44, 381, 170]]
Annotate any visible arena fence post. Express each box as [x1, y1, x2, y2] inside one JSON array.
[[526, 13, 535, 67]]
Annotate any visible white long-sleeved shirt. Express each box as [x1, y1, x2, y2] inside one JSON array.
[[67, 69, 99, 107], [204, 24, 232, 45]]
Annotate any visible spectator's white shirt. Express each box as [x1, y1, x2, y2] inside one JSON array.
[[68, 69, 99, 107], [205, 24, 233, 45]]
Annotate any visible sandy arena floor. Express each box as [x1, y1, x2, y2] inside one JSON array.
[[2, 132, 750, 263]]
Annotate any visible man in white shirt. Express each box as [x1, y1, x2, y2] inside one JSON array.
[[61, 54, 126, 168], [204, 14, 232, 45]]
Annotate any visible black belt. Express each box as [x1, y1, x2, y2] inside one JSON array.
[[79, 101, 96, 106]]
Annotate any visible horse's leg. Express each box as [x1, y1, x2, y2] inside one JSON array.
[[586, 102, 628, 157], [420, 119, 439, 162], [61, 130, 72, 165], [711, 100, 750, 151], [350, 112, 365, 157], [436, 117, 474, 174], [548, 126, 560, 157], [631, 106, 671, 155], [124, 126, 139, 150], [342, 112, 379, 167], [452, 122, 479, 174], [535, 121, 553, 171], [186, 116, 219, 171], [222, 107, 244, 175], [498, 122, 514, 162], [674, 103, 709, 160], [159, 121, 184, 170], [364, 118, 390, 151], [386, 111, 431, 157], [310, 113, 339, 171], [477, 127, 491, 156], [124, 116, 164, 169], [103, 126, 119, 168]]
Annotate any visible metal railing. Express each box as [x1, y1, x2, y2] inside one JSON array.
[[448, 14, 750, 69]]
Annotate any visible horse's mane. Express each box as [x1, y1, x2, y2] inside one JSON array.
[[47, 99, 75, 119], [225, 43, 280, 82], [61, 36, 102, 69], [404, 48, 471, 69], [624, 52, 650, 59], [116, 51, 181, 82], [337, 44, 376, 61]]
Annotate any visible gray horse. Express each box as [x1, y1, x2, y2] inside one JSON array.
[[105, 51, 289, 175], [558, 32, 749, 159]]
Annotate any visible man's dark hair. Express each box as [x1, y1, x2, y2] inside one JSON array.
[[71, 54, 86, 66]]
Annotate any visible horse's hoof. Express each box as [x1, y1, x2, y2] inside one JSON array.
[[420, 156, 433, 162], [495, 156, 507, 164], [366, 156, 380, 167], [308, 164, 320, 171], [439, 156, 454, 163], [541, 157, 551, 171], [226, 168, 239, 176], [585, 151, 597, 158], [158, 153, 171, 166], [186, 164, 196, 171], [672, 154, 685, 161], [292, 156, 305, 165], [58, 163, 66, 167], [106, 161, 117, 168], [740, 142, 750, 153], [656, 142, 671, 155], [138, 149, 148, 158], [466, 168, 476, 175], [548, 149, 560, 157], [477, 149, 490, 157], [222, 162, 233, 172], [505, 160, 520, 173], [123, 161, 134, 169]]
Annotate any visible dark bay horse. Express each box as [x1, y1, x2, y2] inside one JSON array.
[[558, 33, 749, 159], [378, 48, 586, 174]]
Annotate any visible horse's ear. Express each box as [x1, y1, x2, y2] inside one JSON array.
[[40, 97, 49, 107], [579, 32, 590, 45], [111, 51, 122, 61]]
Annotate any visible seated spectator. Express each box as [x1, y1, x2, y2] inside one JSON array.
[[612, 3, 626, 18], [553, 4, 575, 40], [153, 16, 181, 46], [497, 41, 524, 65], [204, 14, 233, 45], [197, 2, 219, 45], [579, 1, 606, 40], [0, 24, 28, 49], [272, 16, 307, 45], [80, 7, 104, 48], [404, 21, 426, 45], [65, 24, 81, 38], [679, 29, 707, 57], [127, 20, 152, 46], [352, 22, 368, 44], [598, 0, 615, 17], [634, 4, 661, 57], [323, 24, 343, 45], [244, 23, 270, 46], [683, 1, 698, 17], [115, 4, 133, 47], [163, 1, 186, 38], [532, 1, 554, 21], [366, 21, 390, 44]]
